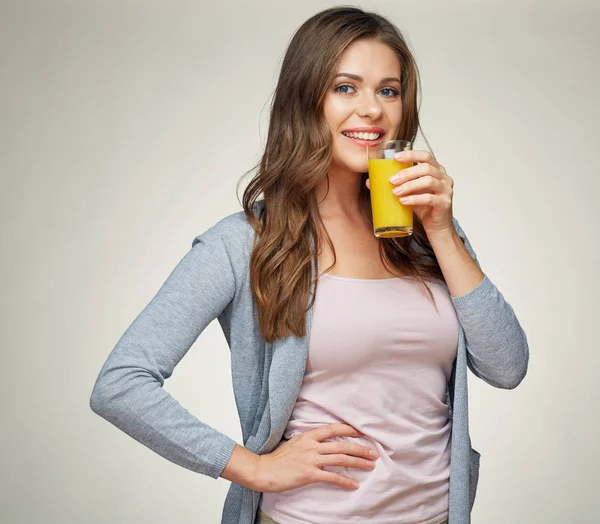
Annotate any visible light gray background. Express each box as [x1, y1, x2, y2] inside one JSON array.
[[1, 0, 598, 522]]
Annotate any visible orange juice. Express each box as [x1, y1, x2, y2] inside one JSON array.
[[368, 158, 413, 237]]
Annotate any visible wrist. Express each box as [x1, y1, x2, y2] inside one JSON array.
[[253, 454, 270, 492], [220, 443, 264, 491], [425, 223, 456, 241]]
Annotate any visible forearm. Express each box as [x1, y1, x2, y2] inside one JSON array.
[[429, 220, 529, 389], [427, 226, 485, 298], [90, 225, 242, 478], [220, 443, 261, 490], [90, 369, 239, 478]]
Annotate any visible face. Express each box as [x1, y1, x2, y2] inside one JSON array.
[[323, 38, 403, 175]]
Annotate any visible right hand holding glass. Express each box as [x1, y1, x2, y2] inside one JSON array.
[[254, 423, 378, 492]]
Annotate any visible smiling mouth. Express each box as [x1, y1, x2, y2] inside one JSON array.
[[341, 131, 384, 141]]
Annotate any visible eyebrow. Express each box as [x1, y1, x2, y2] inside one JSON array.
[[334, 72, 401, 84]]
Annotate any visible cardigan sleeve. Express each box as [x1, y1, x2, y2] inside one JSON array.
[[89, 219, 243, 479], [450, 217, 529, 389]]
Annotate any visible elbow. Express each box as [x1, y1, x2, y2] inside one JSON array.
[[503, 333, 529, 389], [475, 363, 528, 390], [89, 392, 103, 416], [499, 363, 528, 390], [494, 345, 529, 390], [471, 327, 530, 390], [89, 370, 122, 419], [509, 347, 529, 389], [468, 341, 529, 390], [89, 381, 110, 418], [89, 365, 162, 419]]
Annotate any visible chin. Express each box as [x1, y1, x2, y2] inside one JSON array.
[[331, 161, 367, 175], [331, 151, 368, 174], [351, 162, 368, 174]]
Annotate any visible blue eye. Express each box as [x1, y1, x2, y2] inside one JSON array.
[[335, 84, 355, 94], [334, 84, 399, 97], [380, 88, 399, 97]]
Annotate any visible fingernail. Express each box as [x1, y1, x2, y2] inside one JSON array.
[[395, 152, 405, 160], [370, 450, 379, 458], [389, 174, 399, 184]]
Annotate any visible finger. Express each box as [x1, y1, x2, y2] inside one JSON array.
[[310, 424, 362, 442], [365, 178, 371, 190], [399, 193, 452, 209], [318, 441, 378, 460], [392, 175, 445, 197], [389, 163, 441, 185], [317, 453, 377, 471], [393, 149, 441, 169], [311, 469, 359, 490]]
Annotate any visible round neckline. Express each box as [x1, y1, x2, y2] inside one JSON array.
[[320, 273, 404, 283]]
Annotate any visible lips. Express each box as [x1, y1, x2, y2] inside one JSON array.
[[342, 127, 386, 134], [341, 132, 385, 148]]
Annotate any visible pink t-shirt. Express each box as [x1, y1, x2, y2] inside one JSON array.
[[260, 273, 459, 524]]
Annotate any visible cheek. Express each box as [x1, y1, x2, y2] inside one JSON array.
[[388, 102, 403, 133], [324, 100, 364, 170], [323, 98, 347, 131], [331, 135, 369, 173]]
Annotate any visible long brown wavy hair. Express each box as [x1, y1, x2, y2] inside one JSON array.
[[240, 6, 445, 343]]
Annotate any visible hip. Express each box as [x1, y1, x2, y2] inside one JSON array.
[[257, 508, 449, 524]]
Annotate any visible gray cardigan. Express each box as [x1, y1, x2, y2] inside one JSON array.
[[90, 200, 529, 524]]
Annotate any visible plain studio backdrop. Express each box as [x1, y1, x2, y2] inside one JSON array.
[[1, 0, 598, 522]]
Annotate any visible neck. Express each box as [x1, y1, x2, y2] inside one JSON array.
[[315, 164, 366, 224]]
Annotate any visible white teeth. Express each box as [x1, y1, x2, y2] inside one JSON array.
[[342, 131, 382, 140]]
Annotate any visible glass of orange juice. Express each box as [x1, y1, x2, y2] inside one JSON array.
[[367, 140, 413, 238]]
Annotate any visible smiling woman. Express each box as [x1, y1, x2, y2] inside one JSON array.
[[90, 6, 529, 524], [325, 40, 403, 162], [240, 8, 441, 344]]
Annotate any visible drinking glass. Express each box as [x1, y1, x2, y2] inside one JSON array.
[[367, 140, 413, 237]]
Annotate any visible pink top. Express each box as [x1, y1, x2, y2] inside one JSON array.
[[259, 273, 459, 524]]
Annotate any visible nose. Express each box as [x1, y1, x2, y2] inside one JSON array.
[[357, 90, 383, 120]]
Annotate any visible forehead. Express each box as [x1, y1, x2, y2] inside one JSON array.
[[335, 39, 401, 78]]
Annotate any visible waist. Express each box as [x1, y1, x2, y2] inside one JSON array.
[[258, 507, 449, 524], [260, 442, 451, 524]]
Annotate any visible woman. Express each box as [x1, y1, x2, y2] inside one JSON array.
[[90, 6, 529, 524]]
